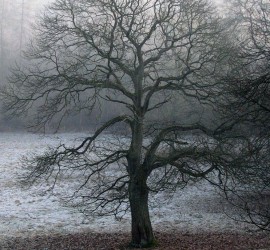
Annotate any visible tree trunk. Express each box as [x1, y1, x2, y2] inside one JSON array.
[[128, 174, 155, 248]]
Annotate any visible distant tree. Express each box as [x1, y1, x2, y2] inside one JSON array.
[[0, 0, 6, 80], [0, 0, 40, 80], [223, 0, 270, 128], [217, 0, 270, 231], [19, 0, 25, 55], [2, 0, 238, 247]]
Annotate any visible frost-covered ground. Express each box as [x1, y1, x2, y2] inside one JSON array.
[[0, 132, 253, 241]]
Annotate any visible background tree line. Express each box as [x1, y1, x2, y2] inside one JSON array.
[[0, 0, 44, 130]]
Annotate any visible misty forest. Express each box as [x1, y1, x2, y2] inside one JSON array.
[[0, 0, 270, 249]]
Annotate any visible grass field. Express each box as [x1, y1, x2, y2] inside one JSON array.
[[0, 132, 267, 249]]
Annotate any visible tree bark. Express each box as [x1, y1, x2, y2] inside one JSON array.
[[128, 174, 155, 248]]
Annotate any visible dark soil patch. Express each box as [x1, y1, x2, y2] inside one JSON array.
[[1, 231, 270, 250]]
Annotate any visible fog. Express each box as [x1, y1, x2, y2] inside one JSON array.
[[0, 0, 73, 131], [0, 0, 226, 132]]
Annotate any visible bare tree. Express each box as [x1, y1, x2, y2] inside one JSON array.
[[216, 0, 270, 231], [226, 0, 269, 124], [1, 0, 235, 247]]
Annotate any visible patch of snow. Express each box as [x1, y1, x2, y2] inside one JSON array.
[[0, 132, 253, 240]]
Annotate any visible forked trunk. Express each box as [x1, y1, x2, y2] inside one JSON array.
[[128, 175, 155, 248]]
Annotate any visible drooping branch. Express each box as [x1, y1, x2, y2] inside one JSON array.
[[69, 115, 132, 155], [144, 123, 215, 168]]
